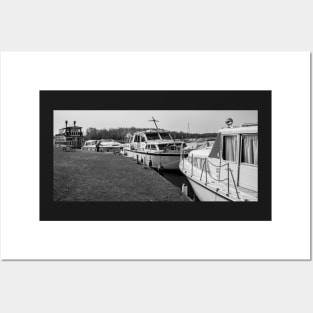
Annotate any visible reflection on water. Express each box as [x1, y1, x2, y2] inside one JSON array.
[[157, 170, 195, 200]]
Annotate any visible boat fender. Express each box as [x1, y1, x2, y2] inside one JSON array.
[[158, 165, 164, 172], [148, 160, 152, 167]]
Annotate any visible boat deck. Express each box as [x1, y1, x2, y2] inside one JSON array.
[[181, 161, 258, 201], [236, 185, 258, 198]]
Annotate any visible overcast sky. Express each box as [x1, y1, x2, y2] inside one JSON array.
[[54, 110, 257, 134]]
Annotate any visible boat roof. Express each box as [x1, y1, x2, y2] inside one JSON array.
[[219, 124, 258, 134], [133, 129, 170, 135], [189, 147, 213, 157], [186, 123, 258, 159]]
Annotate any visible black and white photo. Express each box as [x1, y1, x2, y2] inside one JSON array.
[[53, 110, 258, 202], [40, 90, 271, 221]]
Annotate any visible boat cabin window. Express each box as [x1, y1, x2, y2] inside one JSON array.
[[140, 135, 146, 142], [134, 135, 140, 143], [146, 133, 160, 140], [159, 133, 172, 140], [147, 144, 157, 150], [222, 135, 238, 162], [157, 144, 168, 150], [241, 135, 258, 165]]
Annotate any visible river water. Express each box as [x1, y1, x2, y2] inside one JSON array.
[[156, 170, 196, 200]]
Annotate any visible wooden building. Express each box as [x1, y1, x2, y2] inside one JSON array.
[[54, 120, 84, 148]]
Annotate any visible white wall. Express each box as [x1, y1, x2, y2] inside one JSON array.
[[0, 1, 312, 313]]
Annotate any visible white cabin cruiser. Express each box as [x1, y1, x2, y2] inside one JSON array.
[[97, 139, 123, 152], [124, 129, 190, 170], [82, 139, 123, 152], [81, 140, 98, 151], [179, 121, 258, 201], [123, 117, 190, 170]]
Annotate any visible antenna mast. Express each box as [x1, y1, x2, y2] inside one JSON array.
[[149, 116, 160, 130], [187, 122, 190, 138]]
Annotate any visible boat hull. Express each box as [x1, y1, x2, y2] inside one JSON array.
[[123, 148, 135, 158], [98, 146, 122, 153], [124, 149, 186, 170], [186, 176, 229, 202], [180, 160, 257, 202], [82, 146, 97, 151]]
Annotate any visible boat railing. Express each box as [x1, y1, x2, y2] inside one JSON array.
[[180, 147, 240, 199], [201, 160, 240, 199]]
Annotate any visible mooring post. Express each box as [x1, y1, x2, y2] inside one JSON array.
[[227, 163, 230, 196], [191, 154, 193, 176], [205, 158, 208, 185], [181, 184, 188, 196], [184, 184, 188, 196]]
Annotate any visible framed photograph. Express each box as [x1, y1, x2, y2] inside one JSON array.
[[0, 52, 310, 260], [41, 91, 271, 221]]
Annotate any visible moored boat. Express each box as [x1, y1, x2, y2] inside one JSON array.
[[82, 139, 123, 152], [179, 120, 258, 201], [81, 140, 98, 151], [123, 117, 190, 170], [97, 139, 124, 152]]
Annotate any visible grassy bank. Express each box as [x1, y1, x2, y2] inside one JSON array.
[[54, 149, 188, 202]]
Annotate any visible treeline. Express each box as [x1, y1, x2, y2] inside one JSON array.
[[85, 127, 217, 141]]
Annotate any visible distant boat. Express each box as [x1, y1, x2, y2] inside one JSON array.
[[82, 139, 123, 153], [179, 122, 258, 201], [81, 140, 98, 151], [97, 139, 124, 152]]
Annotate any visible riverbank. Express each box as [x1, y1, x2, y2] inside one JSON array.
[[54, 149, 189, 201]]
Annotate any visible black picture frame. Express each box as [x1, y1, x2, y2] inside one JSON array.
[[40, 91, 271, 221]]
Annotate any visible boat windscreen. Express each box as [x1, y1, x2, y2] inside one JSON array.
[[209, 132, 222, 158], [146, 133, 160, 140], [159, 133, 172, 140]]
